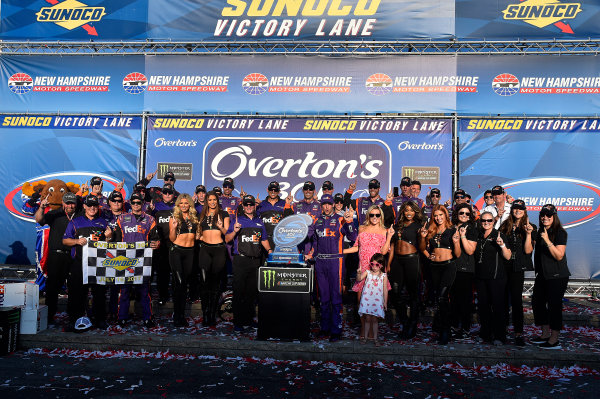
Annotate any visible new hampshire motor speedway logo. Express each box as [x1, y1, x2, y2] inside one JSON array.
[[4, 172, 123, 222], [242, 73, 269, 95], [492, 74, 520, 96], [8, 73, 111, 94], [36, 0, 106, 36], [475, 177, 600, 228], [502, 0, 582, 34], [123, 73, 148, 94], [8, 73, 34, 94], [365, 73, 393, 96], [366, 74, 479, 95], [493, 73, 600, 95]]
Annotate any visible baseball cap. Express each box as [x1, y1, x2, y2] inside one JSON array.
[[268, 181, 280, 191], [133, 183, 146, 192], [162, 184, 174, 194], [195, 184, 206, 194], [163, 171, 175, 181], [74, 316, 93, 332], [130, 192, 144, 203], [242, 195, 255, 206], [212, 187, 222, 195], [454, 189, 466, 199], [368, 179, 380, 189], [334, 193, 344, 203], [90, 176, 103, 187], [108, 191, 123, 202], [320, 194, 334, 205], [223, 177, 234, 188], [491, 185, 505, 195], [84, 195, 99, 206], [303, 181, 315, 191], [62, 192, 77, 204], [322, 180, 333, 190], [430, 188, 441, 196], [511, 199, 526, 210], [540, 203, 557, 216], [400, 177, 412, 187]]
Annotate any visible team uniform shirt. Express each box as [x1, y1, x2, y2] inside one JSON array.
[[40, 208, 80, 252], [474, 230, 510, 280], [284, 199, 321, 224], [137, 177, 180, 203], [454, 221, 478, 273], [152, 201, 175, 242], [114, 212, 159, 243], [63, 215, 111, 259], [220, 195, 242, 219], [257, 198, 287, 249], [227, 213, 268, 257], [101, 209, 124, 231], [482, 202, 512, 230], [309, 213, 357, 258], [194, 202, 203, 215]]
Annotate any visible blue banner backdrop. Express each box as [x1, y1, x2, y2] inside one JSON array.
[[0, 115, 142, 263], [145, 116, 453, 202], [459, 118, 600, 279]]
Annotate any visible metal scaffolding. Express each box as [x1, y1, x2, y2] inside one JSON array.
[[1, 39, 599, 56]]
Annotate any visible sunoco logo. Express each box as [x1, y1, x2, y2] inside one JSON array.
[[242, 73, 269, 95], [474, 177, 600, 228], [365, 73, 392, 96], [263, 269, 276, 289], [492, 74, 520, 96], [502, 0, 582, 33], [123, 73, 148, 94], [102, 255, 139, 271], [8, 74, 34, 94], [36, 0, 106, 36]]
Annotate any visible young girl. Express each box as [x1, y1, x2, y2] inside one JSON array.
[[356, 253, 390, 346]]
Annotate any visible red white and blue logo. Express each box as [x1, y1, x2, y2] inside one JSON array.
[[365, 73, 392, 96], [492, 73, 520, 96], [242, 73, 269, 95], [8, 73, 34, 94], [123, 72, 148, 94]]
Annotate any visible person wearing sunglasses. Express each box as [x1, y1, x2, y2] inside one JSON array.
[[389, 177, 423, 223], [499, 199, 536, 346], [531, 204, 570, 349], [220, 177, 242, 219], [419, 205, 460, 345], [483, 190, 494, 207], [449, 203, 478, 340], [226, 195, 272, 333], [113, 192, 160, 329], [388, 201, 426, 340], [102, 190, 127, 321], [257, 181, 287, 251], [150, 184, 177, 305], [423, 188, 449, 220], [474, 211, 512, 346], [321, 180, 334, 198], [482, 185, 511, 230], [137, 170, 180, 203], [345, 178, 393, 226]]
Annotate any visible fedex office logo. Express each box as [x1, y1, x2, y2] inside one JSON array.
[[203, 138, 391, 199]]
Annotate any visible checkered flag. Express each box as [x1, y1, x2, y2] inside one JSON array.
[[83, 241, 153, 285]]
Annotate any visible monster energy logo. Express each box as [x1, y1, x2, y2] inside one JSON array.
[[159, 164, 171, 178], [263, 269, 276, 289]]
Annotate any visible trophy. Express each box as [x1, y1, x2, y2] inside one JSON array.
[[267, 214, 312, 265]]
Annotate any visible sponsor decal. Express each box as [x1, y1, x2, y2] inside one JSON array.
[[4, 172, 122, 223], [0, 116, 133, 128], [402, 167, 440, 185], [367, 74, 479, 96], [36, 0, 106, 36], [502, 0, 582, 34], [214, 0, 379, 38], [140, 75, 229, 92], [263, 269, 276, 289], [123, 72, 148, 94], [242, 73, 351, 94], [397, 141, 444, 151], [493, 74, 600, 95], [464, 119, 600, 131], [203, 138, 391, 199], [260, 267, 310, 292], [8, 72, 110, 94], [474, 177, 600, 228], [101, 255, 140, 271], [157, 162, 193, 181]]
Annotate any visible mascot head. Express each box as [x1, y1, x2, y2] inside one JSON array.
[[22, 179, 79, 210]]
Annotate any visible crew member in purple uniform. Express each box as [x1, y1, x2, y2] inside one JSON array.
[[423, 188, 450, 221], [390, 177, 423, 221], [62, 195, 113, 330], [113, 193, 160, 328], [77, 176, 110, 211], [307, 194, 356, 342], [150, 184, 176, 305], [284, 181, 322, 255], [344, 179, 393, 226], [137, 170, 180, 203], [219, 177, 242, 219], [257, 181, 287, 250], [194, 184, 207, 214], [102, 190, 127, 320]]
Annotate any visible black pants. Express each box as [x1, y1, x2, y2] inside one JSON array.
[[450, 271, 474, 331], [475, 277, 507, 342], [153, 243, 171, 300], [505, 267, 525, 334], [45, 250, 71, 322], [532, 274, 568, 331], [169, 245, 194, 321], [67, 257, 106, 324], [199, 243, 228, 293], [233, 255, 260, 327], [430, 260, 456, 332], [388, 253, 421, 323]]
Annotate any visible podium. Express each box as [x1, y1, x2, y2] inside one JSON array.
[[257, 265, 313, 341]]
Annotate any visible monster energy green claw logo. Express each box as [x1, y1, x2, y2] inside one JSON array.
[[159, 164, 170, 177], [263, 269, 276, 289]]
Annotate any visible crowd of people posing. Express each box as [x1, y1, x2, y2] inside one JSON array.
[[30, 171, 570, 349]]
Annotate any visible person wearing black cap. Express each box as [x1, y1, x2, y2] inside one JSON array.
[[77, 176, 109, 211], [283, 180, 322, 256], [113, 192, 160, 328], [482, 185, 511, 230], [257, 181, 287, 250], [345, 178, 393, 226], [499, 199, 537, 346], [194, 185, 207, 214], [35, 191, 81, 325], [150, 184, 177, 305], [212, 186, 223, 197], [225, 195, 272, 332], [220, 177, 242, 219], [307, 194, 356, 342], [62, 195, 113, 330], [531, 204, 570, 349], [102, 190, 127, 320], [321, 181, 334, 198], [137, 169, 180, 203], [423, 188, 446, 220], [133, 182, 149, 205], [389, 177, 423, 222]]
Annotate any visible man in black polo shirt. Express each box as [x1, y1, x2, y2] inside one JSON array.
[[35, 192, 81, 326]]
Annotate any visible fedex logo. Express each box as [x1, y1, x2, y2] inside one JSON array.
[[316, 228, 337, 238], [241, 233, 262, 242]]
